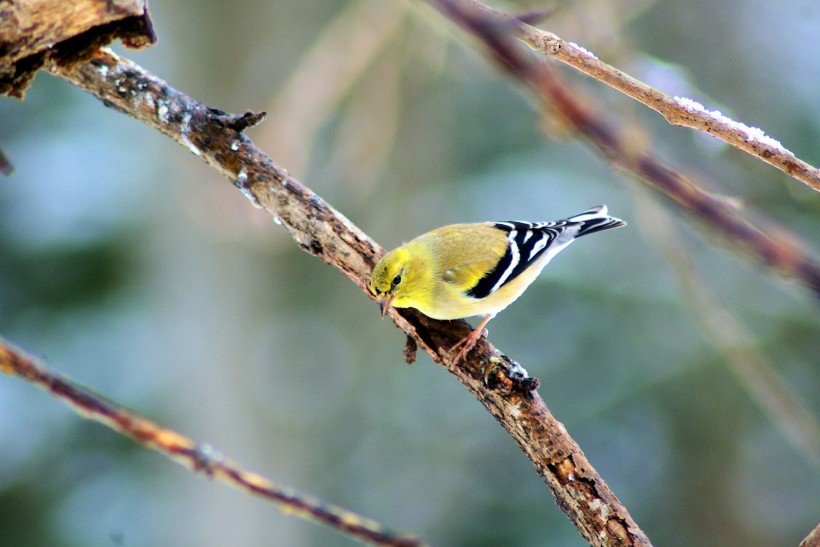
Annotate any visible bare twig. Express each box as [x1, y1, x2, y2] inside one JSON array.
[[429, 0, 820, 297], [51, 48, 651, 546], [0, 338, 424, 547], [462, 0, 820, 194]]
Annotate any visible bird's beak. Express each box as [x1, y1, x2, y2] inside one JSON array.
[[378, 295, 395, 318]]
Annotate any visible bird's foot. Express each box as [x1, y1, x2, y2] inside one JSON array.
[[450, 327, 488, 363]]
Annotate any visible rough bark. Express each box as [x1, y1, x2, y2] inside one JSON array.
[[0, 0, 154, 97]]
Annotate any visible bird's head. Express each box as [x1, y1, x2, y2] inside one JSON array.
[[369, 247, 425, 318]]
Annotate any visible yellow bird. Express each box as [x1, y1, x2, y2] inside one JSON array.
[[369, 205, 626, 362]]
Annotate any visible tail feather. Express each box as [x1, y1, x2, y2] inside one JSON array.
[[567, 205, 627, 237]]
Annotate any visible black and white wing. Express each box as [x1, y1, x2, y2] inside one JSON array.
[[466, 205, 625, 299]]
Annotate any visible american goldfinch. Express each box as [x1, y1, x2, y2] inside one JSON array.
[[369, 205, 626, 362]]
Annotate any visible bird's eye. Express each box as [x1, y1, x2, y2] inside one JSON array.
[[392, 274, 402, 287]]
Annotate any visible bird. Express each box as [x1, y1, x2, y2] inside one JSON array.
[[369, 205, 626, 362]]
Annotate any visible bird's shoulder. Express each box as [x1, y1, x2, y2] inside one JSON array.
[[406, 223, 511, 294], [445, 220, 565, 299]]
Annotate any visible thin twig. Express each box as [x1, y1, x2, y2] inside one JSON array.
[[0, 338, 424, 547], [463, 0, 820, 194], [52, 48, 651, 546], [429, 0, 820, 297]]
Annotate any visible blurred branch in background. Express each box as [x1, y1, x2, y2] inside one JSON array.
[[0, 147, 12, 175], [464, 0, 820, 194], [50, 48, 651, 546], [258, 0, 407, 181], [429, 0, 820, 297], [636, 193, 820, 469], [0, 338, 424, 547]]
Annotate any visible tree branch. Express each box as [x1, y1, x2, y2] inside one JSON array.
[[0, 338, 423, 547], [429, 0, 820, 297], [800, 522, 820, 547], [463, 0, 820, 194], [45, 47, 652, 546], [0, 0, 154, 97]]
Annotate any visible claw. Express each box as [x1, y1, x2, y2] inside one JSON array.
[[450, 327, 488, 363], [449, 313, 494, 364]]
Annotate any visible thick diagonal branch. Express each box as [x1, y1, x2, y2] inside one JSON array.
[[52, 48, 650, 546]]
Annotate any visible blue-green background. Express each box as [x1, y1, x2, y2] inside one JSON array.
[[1, 0, 818, 545]]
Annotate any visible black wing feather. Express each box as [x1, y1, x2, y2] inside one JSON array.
[[466, 221, 560, 299], [464, 207, 625, 299]]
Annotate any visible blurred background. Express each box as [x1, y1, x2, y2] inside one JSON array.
[[1, 0, 819, 545]]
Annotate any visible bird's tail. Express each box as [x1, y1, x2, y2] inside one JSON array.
[[566, 205, 626, 237]]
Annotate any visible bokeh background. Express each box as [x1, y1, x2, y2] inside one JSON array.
[[1, 0, 819, 545]]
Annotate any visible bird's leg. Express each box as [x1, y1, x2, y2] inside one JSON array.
[[450, 314, 494, 363]]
